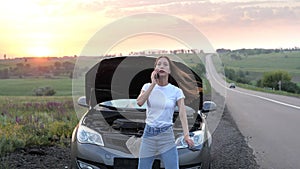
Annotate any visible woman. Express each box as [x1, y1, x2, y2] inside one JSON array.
[[136, 56, 195, 169]]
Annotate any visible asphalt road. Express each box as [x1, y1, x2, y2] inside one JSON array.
[[206, 54, 300, 169]]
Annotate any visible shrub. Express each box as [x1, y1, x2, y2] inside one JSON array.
[[225, 67, 251, 85], [48, 121, 73, 146], [48, 121, 72, 138], [0, 124, 25, 156], [281, 81, 300, 94], [33, 86, 56, 96]]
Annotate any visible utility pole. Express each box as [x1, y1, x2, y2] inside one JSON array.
[[278, 80, 282, 91]]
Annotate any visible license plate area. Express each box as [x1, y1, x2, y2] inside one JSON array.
[[114, 158, 160, 169], [114, 158, 138, 169]]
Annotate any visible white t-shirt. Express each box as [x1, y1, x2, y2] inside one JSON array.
[[141, 83, 185, 127]]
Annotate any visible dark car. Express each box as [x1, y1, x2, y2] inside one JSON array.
[[70, 56, 217, 169], [229, 83, 236, 88]]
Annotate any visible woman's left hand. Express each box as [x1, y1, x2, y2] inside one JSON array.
[[184, 136, 194, 148]]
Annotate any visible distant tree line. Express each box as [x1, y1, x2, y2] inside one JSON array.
[[0, 58, 88, 79], [128, 49, 204, 56], [217, 47, 300, 56]]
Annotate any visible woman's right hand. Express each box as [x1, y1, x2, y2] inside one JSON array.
[[184, 136, 195, 148], [151, 69, 159, 84]]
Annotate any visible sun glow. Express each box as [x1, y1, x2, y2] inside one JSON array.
[[28, 46, 53, 57]]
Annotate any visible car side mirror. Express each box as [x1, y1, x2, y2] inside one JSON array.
[[202, 101, 217, 113], [77, 96, 89, 108]]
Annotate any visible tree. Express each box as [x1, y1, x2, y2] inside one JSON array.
[[16, 63, 24, 68], [16, 63, 24, 77], [25, 63, 31, 69], [192, 62, 206, 77], [62, 61, 74, 71], [224, 67, 236, 81], [54, 61, 62, 70], [261, 70, 291, 90], [0, 68, 9, 79]]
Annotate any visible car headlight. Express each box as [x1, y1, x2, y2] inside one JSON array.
[[175, 131, 204, 149], [77, 125, 104, 146]]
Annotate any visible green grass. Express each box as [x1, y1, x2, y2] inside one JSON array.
[[231, 82, 300, 98], [0, 96, 78, 156], [0, 78, 72, 96], [221, 51, 300, 75]]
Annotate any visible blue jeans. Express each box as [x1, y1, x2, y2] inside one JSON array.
[[138, 124, 179, 169]]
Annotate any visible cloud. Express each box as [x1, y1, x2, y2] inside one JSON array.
[[8, 0, 298, 28], [1, 0, 299, 56], [95, 0, 300, 27]]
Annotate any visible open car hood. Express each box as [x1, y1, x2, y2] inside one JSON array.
[[85, 56, 203, 110]]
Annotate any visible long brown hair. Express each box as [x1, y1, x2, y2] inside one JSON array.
[[154, 56, 200, 105]]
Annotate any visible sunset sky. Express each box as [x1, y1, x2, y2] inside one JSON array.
[[1, 0, 300, 58]]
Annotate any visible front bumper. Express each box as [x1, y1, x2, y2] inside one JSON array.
[[71, 122, 211, 169], [71, 140, 210, 169]]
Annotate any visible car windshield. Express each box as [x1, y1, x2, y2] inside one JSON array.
[[99, 99, 147, 109]]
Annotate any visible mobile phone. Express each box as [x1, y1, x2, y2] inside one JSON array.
[[154, 73, 159, 79]]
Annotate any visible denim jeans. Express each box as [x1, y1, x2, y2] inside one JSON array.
[[138, 124, 179, 169]]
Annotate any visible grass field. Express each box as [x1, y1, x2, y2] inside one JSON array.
[[221, 51, 300, 70], [220, 51, 300, 83], [0, 78, 72, 96]]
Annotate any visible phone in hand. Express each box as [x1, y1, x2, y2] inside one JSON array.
[[154, 73, 159, 79]]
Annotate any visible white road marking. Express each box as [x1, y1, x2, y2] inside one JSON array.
[[229, 89, 300, 110]]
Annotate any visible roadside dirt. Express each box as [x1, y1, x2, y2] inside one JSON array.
[[210, 106, 259, 169], [0, 145, 71, 169]]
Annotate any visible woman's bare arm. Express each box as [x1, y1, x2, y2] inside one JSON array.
[[177, 98, 194, 147], [136, 83, 155, 106], [136, 70, 158, 106]]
